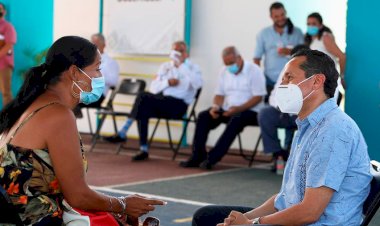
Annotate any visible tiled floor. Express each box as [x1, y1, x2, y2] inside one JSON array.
[[83, 134, 380, 226], [83, 134, 272, 187]]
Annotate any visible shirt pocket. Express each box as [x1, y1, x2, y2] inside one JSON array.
[[237, 77, 252, 93]]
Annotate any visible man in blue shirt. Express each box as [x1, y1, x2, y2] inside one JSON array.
[[192, 50, 372, 226], [253, 2, 303, 101]]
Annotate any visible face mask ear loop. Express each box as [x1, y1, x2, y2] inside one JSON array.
[[71, 81, 84, 99], [303, 89, 315, 101], [297, 74, 315, 86], [296, 74, 316, 101], [78, 68, 92, 80]]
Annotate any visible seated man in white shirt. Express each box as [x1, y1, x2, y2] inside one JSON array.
[[180, 46, 267, 170], [105, 41, 203, 161]]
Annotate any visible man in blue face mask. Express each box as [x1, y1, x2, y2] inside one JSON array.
[[180, 46, 267, 170]]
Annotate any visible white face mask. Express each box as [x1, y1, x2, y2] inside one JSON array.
[[275, 75, 315, 114], [169, 50, 182, 64]]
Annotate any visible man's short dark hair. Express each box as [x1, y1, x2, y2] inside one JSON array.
[[290, 44, 310, 56], [292, 49, 339, 98], [270, 2, 285, 12]]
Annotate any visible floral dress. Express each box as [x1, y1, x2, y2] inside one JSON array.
[[0, 102, 88, 225]]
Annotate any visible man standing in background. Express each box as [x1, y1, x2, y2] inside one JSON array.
[[253, 2, 303, 102], [0, 2, 16, 107]]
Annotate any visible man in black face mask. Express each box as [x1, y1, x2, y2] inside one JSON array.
[[0, 2, 17, 107]]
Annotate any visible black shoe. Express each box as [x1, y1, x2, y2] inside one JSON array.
[[199, 160, 214, 170], [104, 135, 127, 143], [179, 158, 203, 168], [132, 151, 149, 161]]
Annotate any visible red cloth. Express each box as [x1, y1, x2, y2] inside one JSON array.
[[74, 208, 120, 226]]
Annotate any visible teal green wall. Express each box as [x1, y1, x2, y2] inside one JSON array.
[[346, 0, 380, 160], [184, 0, 192, 49], [0, 0, 53, 107]]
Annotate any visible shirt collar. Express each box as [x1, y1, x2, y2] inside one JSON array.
[[241, 61, 249, 74], [272, 25, 288, 35], [296, 98, 338, 128]]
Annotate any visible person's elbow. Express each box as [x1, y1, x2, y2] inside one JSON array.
[[303, 212, 322, 224]]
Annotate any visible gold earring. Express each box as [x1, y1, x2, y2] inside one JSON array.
[[71, 82, 80, 99]]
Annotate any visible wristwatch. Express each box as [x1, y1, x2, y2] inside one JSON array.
[[252, 217, 261, 224]]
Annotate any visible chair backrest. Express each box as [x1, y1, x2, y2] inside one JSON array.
[[106, 78, 146, 108], [361, 160, 380, 226], [186, 88, 202, 121], [117, 78, 146, 95], [0, 186, 23, 225]]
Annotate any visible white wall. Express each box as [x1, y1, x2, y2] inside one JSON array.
[[53, 0, 347, 150], [53, 0, 100, 40]]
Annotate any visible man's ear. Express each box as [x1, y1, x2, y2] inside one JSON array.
[[313, 74, 326, 90]]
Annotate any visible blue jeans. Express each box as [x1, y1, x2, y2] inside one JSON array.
[[257, 106, 297, 153]]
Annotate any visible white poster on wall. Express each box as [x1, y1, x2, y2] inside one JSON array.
[[103, 0, 186, 55]]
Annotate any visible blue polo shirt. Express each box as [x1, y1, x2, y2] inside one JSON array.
[[253, 25, 304, 85], [274, 98, 372, 225]]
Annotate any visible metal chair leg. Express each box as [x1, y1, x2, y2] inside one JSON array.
[[89, 113, 106, 152], [112, 115, 118, 134], [172, 120, 190, 160], [249, 134, 262, 167], [238, 134, 243, 156], [148, 119, 161, 146], [165, 120, 174, 150], [86, 108, 93, 135], [116, 143, 123, 155]]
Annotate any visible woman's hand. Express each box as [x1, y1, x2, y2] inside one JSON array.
[[124, 194, 166, 218]]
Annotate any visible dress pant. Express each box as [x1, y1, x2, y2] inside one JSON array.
[[192, 205, 253, 226], [192, 109, 258, 164], [257, 106, 297, 153], [264, 75, 276, 104], [131, 92, 187, 146]]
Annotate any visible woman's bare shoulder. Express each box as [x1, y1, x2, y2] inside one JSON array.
[[33, 103, 77, 128]]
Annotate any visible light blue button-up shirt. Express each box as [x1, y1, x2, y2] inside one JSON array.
[[274, 98, 372, 225], [253, 25, 304, 85]]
